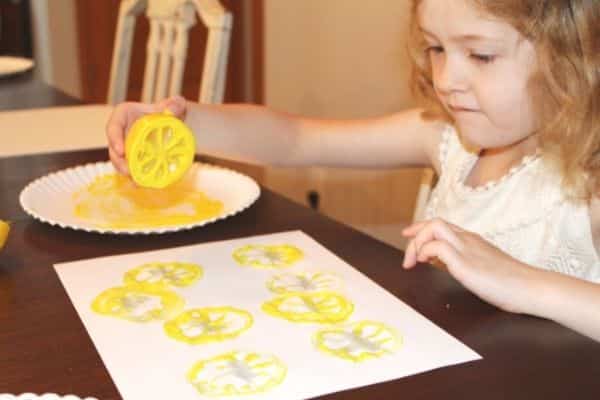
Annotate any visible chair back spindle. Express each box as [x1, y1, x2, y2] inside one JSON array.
[[108, 0, 231, 105]]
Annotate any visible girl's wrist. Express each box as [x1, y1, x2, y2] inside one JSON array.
[[497, 260, 549, 316], [514, 265, 562, 319]]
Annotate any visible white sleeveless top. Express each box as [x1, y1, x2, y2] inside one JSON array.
[[425, 126, 600, 282]]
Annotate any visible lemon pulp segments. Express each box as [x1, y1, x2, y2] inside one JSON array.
[[126, 112, 195, 189]]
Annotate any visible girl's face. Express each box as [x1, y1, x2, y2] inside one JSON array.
[[418, 0, 538, 150]]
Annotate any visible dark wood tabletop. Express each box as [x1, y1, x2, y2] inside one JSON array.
[[0, 71, 81, 110], [1, 78, 599, 400]]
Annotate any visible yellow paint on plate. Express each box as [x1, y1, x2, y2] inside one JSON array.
[[232, 244, 303, 269], [91, 283, 184, 322], [124, 261, 203, 287], [262, 291, 353, 324], [72, 168, 223, 229], [187, 351, 286, 396], [314, 320, 402, 362], [165, 306, 253, 344]]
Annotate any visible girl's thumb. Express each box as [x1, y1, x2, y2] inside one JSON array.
[[161, 96, 187, 118]]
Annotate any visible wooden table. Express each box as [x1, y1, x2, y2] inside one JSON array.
[[0, 71, 80, 110], [1, 79, 600, 400]]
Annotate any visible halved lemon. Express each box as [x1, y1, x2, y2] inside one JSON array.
[[125, 110, 195, 189], [0, 220, 9, 250]]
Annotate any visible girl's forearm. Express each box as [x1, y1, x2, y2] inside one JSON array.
[[184, 103, 438, 168], [526, 269, 600, 341], [185, 103, 316, 166]]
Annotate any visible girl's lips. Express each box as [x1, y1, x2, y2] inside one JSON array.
[[449, 105, 478, 112]]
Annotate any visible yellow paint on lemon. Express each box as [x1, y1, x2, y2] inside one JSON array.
[[72, 169, 223, 229], [125, 111, 196, 189]]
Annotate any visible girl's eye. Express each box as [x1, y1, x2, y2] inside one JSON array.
[[425, 46, 444, 55], [470, 53, 496, 63]]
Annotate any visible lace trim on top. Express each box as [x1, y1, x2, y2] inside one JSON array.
[[437, 125, 541, 194], [427, 126, 561, 232], [427, 126, 600, 282], [456, 151, 541, 193]]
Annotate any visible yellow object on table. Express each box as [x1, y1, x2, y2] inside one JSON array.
[[125, 110, 196, 189], [0, 220, 9, 250]]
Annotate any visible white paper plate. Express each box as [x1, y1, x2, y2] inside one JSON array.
[[19, 162, 260, 234], [0, 395, 97, 400], [0, 56, 34, 77]]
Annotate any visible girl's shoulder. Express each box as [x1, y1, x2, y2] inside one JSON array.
[[431, 124, 475, 176]]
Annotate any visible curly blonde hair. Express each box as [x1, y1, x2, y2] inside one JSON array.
[[408, 0, 600, 201]]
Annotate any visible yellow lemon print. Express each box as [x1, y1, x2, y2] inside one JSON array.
[[124, 261, 203, 287], [187, 351, 286, 396], [262, 291, 353, 324], [314, 320, 402, 362], [267, 271, 343, 294], [73, 171, 223, 229], [126, 110, 196, 189], [232, 244, 303, 269], [165, 306, 253, 345], [91, 283, 184, 322]]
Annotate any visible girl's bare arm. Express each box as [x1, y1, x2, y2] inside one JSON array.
[[183, 102, 445, 170]]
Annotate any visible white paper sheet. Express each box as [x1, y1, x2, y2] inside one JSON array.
[[54, 231, 480, 400]]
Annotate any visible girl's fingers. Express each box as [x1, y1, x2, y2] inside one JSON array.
[[106, 102, 154, 155], [107, 121, 126, 156], [158, 96, 187, 118], [417, 240, 460, 270], [403, 238, 418, 268], [402, 219, 464, 269], [403, 218, 463, 237], [402, 220, 427, 237], [106, 105, 129, 156], [413, 219, 463, 254], [109, 147, 129, 175]]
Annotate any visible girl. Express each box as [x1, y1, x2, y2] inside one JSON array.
[[107, 0, 600, 340]]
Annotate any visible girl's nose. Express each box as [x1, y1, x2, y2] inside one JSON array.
[[433, 56, 468, 95]]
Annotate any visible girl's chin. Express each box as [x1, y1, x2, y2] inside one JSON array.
[[456, 129, 508, 151]]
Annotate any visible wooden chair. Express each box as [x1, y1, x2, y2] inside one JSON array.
[[107, 0, 232, 104], [412, 167, 435, 223]]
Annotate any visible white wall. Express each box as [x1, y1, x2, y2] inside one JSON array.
[[263, 0, 421, 249], [264, 0, 414, 118], [30, 0, 82, 98]]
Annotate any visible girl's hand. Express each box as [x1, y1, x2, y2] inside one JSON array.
[[106, 96, 187, 175], [402, 218, 536, 314]]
